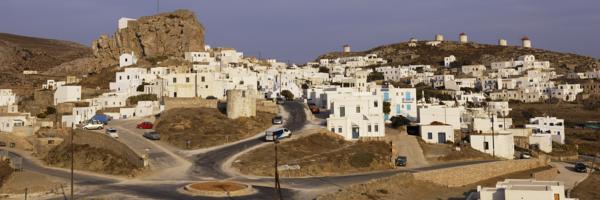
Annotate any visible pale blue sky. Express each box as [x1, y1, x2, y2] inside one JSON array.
[[1, 0, 599, 63]]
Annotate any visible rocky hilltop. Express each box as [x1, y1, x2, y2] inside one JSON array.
[[92, 9, 205, 63], [0, 33, 92, 73], [319, 41, 599, 74]]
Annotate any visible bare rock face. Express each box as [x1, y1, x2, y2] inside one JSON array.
[[92, 9, 205, 61]]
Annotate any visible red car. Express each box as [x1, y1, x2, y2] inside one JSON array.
[[136, 122, 153, 129]]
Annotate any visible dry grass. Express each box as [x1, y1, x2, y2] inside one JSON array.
[[188, 181, 247, 192], [155, 107, 275, 149], [510, 103, 600, 127], [233, 132, 392, 177], [418, 139, 493, 163], [44, 143, 139, 176], [572, 172, 600, 200], [0, 160, 14, 189], [317, 166, 553, 200]]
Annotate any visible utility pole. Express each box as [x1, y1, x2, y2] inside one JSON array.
[[491, 113, 495, 158], [156, 0, 160, 14], [273, 135, 283, 200], [70, 128, 74, 200]]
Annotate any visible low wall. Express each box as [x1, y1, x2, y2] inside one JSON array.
[[531, 167, 558, 181], [164, 97, 218, 110], [413, 157, 549, 187], [73, 130, 147, 168], [256, 100, 279, 114]]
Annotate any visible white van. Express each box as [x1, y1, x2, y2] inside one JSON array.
[[265, 128, 292, 141]]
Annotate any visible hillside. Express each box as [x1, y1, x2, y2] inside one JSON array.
[[318, 41, 599, 74]]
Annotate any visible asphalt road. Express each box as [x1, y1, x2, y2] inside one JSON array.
[[191, 100, 307, 179]]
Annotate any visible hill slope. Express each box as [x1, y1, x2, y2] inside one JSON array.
[[318, 41, 599, 74]]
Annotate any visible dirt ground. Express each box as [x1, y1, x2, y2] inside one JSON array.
[[232, 132, 392, 177], [0, 170, 65, 195], [317, 166, 553, 200], [155, 107, 275, 149], [0, 161, 13, 189], [418, 139, 493, 164], [571, 172, 600, 200], [44, 143, 139, 176]]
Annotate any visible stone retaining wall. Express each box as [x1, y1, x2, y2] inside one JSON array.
[[164, 97, 218, 110], [413, 157, 549, 187], [256, 100, 279, 114], [531, 167, 558, 181]]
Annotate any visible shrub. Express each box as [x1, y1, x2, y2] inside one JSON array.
[[36, 113, 47, 118], [383, 102, 391, 114], [127, 94, 158, 105], [280, 90, 294, 101], [390, 116, 411, 128], [45, 106, 56, 115], [136, 82, 149, 92], [206, 96, 217, 100], [349, 151, 374, 168], [318, 67, 330, 73], [367, 72, 384, 82]]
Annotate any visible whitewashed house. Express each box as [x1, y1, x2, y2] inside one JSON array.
[[420, 122, 454, 144], [327, 92, 385, 140], [53, 85, 81, 105], [444, 55, 456, 67], [371, 86, 417, 121], [417, 104, 464, 130], [525, 116, 565, 144], [462, 65, 486, 77], [119, 52, 138, 68], [469, 179, 575, 200], [549, 84, 582, 101], [0, 89, 16, 106], [470, 132, 515, 159]]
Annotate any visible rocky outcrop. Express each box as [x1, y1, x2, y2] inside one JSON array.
[[92, 9, 205, 61]]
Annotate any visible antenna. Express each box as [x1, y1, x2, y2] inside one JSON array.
[[156, 0, 160, 14]]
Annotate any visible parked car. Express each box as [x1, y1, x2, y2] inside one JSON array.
[[272, 116, 283, 124], [105, 128, 119, 139], [574, 162, 587, 173], [308, 104, 320, 114], [137, 121, 154, 129], [82, 123, 104, 130], [143, 131, 160, 140], [395, 156, 407, 167], [265, 128, 292, 141], [276, 97, 285, 105]]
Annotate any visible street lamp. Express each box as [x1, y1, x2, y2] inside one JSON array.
[[272, 135, 283, 200]]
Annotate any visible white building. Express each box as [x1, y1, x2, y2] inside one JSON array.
[[54, 85, 81, 105], [0, 113, 30, 133], [462, 65, 486, 77], [417, 104, 464, 130], [469, 179, 575, 200], [420, 122, 454, 144], [525, 116, 565, 144], [0, 89, 16, 106], [549, 84, 582, 102], [444, 55, 456, 67], [470, 132, 515, 159], [119, 52, 138, 68], [118, 17, 136, 30], [373, 86, 417, 121], [327, 92, 385, 140]]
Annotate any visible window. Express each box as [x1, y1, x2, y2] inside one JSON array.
[[374, 101, 378, 107], [374, 125, 379, 132], [356, 106, 361, 113], [186, 77, 190, 83], [338, 127, 342, 133], [172, 78, 177, 83], [368, 125, 372, 132], [427, 132, 432, 139], [339, 106, 345, 117], [201, 76, 205, 82], [484, 142, 489, 150], [331, 128, 335, 133]]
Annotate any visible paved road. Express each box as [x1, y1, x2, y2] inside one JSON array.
[[191, 101, 307, 179]]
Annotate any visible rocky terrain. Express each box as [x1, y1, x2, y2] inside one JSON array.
[[92, 9, 205, 63], [44, 142, 139, 176], [319, 41, 600, 74]]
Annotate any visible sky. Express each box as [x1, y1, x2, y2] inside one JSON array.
[[1, 0, 599, 63]]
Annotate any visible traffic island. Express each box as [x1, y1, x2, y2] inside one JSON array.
[[181, 181, 255, 197]]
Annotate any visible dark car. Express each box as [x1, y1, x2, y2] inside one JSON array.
[[272, 116, 283, 124], [574, 162, 587, 173], [395, 156, 407, 167], [137, 121, 154, 129], [143, 131, 160, 140]]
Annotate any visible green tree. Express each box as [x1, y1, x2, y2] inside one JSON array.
[[390, 116, 411, 128], [280, 90, 294, 101], [383, 102, 391, 114], [127, 94, 158, 105], [367, 72, 384, 82], [45, 106, 56, 115]]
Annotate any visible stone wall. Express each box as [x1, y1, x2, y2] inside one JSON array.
[[73, 130, 147, 168], [164, 97, 218, 110], [226, 89, 256, 119], [256, 100, 279, 114], [413, 158, 549, 187]]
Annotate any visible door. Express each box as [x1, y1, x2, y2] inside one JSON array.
[[437, 132, 446, 143], [352, 127, 360, 139]]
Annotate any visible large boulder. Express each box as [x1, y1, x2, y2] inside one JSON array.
[[92, 9, 205, 61]]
